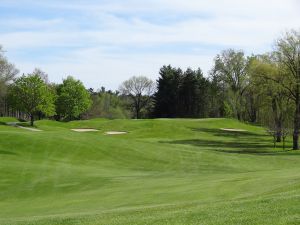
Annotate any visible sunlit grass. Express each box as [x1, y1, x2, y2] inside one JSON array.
[[0, 118, 299, 225]]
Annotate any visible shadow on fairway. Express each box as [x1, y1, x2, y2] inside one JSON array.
[[161, 127, 296, 155], [0, 150, 17, 155], [190, 127, 267, 138], [161, 139, 297, 155]]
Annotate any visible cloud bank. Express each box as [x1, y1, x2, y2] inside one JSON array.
[[0, 0, 299, 89]]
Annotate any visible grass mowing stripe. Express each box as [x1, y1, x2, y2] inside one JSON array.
[[0, 117, 299, 224]]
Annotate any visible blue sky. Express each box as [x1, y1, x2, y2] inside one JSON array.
[[0, 0, 299, 90]]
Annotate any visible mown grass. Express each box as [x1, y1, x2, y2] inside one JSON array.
[[0, 117, 299, 225]]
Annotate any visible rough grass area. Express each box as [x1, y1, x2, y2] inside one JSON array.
[[0, 117, 19, 125], [0, 118, 300, 225]]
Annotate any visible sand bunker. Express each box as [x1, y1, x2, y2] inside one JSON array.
[[105, 131, 127, 135], [71, 129, 98, 132], [220, 128, 247, 132]]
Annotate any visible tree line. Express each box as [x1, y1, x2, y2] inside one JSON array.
[[0, 29, 299, 149]]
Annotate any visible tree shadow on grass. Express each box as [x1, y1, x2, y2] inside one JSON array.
[[161, 126, 296, 155], [163, 138, 268, 150], [161, 139, 296, 155], [190, 127, 267, 138], [0, 150, 17, 155]]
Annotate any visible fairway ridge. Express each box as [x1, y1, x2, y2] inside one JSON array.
[[1, 118, 300, 225]]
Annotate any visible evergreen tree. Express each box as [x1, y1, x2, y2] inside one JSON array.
[[154, 65, 182, 118], [154, 66, 210, 118]]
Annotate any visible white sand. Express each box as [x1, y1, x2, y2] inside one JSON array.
[[105, 131, 127, 135], [71, 129, 98, 132], [220, 128, 247, 132]]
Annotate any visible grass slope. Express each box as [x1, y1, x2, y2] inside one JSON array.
[[0, 118, 300, 225]]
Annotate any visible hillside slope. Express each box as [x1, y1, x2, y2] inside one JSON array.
[[0, 118, 300, 225]]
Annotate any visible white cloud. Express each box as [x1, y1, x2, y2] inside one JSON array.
[[18, 49, 213, 90], [0, 0, 299, 89]]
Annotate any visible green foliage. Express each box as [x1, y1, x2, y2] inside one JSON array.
[[154, 65, 182, 117], [119, 76, 155, 119], [154, 65, 211, 118], [0, 46, 19, 89], [56, 76, 92, 120], [273, 29, 300, 149], [212, 49, 248, 120], [0, 46, 19, 115], [223, 100, 234, 118], [86, 90, 130, 119], [8, 74, 55, 125]]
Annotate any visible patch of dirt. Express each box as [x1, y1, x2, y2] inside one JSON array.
[[18, 126, 42, 132], [6, 122, 42, 132], [220, 128, 247, 132], [105, 131, 127, 135], [71, 129, 99, 132], [5, 122, 17, 126]]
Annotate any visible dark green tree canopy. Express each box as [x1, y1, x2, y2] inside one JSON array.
[[154, 65, 210, 118], [154, 65, 182, 118]]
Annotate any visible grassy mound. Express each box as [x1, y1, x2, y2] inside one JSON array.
[[0, 117, 19, 124], [0, 118, 299, 225]]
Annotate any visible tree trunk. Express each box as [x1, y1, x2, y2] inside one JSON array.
[[135, 96, 141, 119], [249, 109, 257, 123], [276, 120, 282, 142], [272, 97, 282, 143], [293, 94, 300, 150], [249, 94, 257, 123], [276, 132, 282, 142], [237, 112, 241, 121], [136, 106, 140, 119], [30, 114, 34, 126]]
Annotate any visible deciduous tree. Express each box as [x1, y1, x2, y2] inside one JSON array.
[[9, 73, 56, 126], [212, 49, 248, 120], [0, 46, 19, 115], [119, 76, 155, 119], [56, 76, 92, 120], [274, 30, 300, 150]]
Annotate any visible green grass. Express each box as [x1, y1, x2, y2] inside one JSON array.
[[0, 117, 300, 225], [0, 117, 19, 124]]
